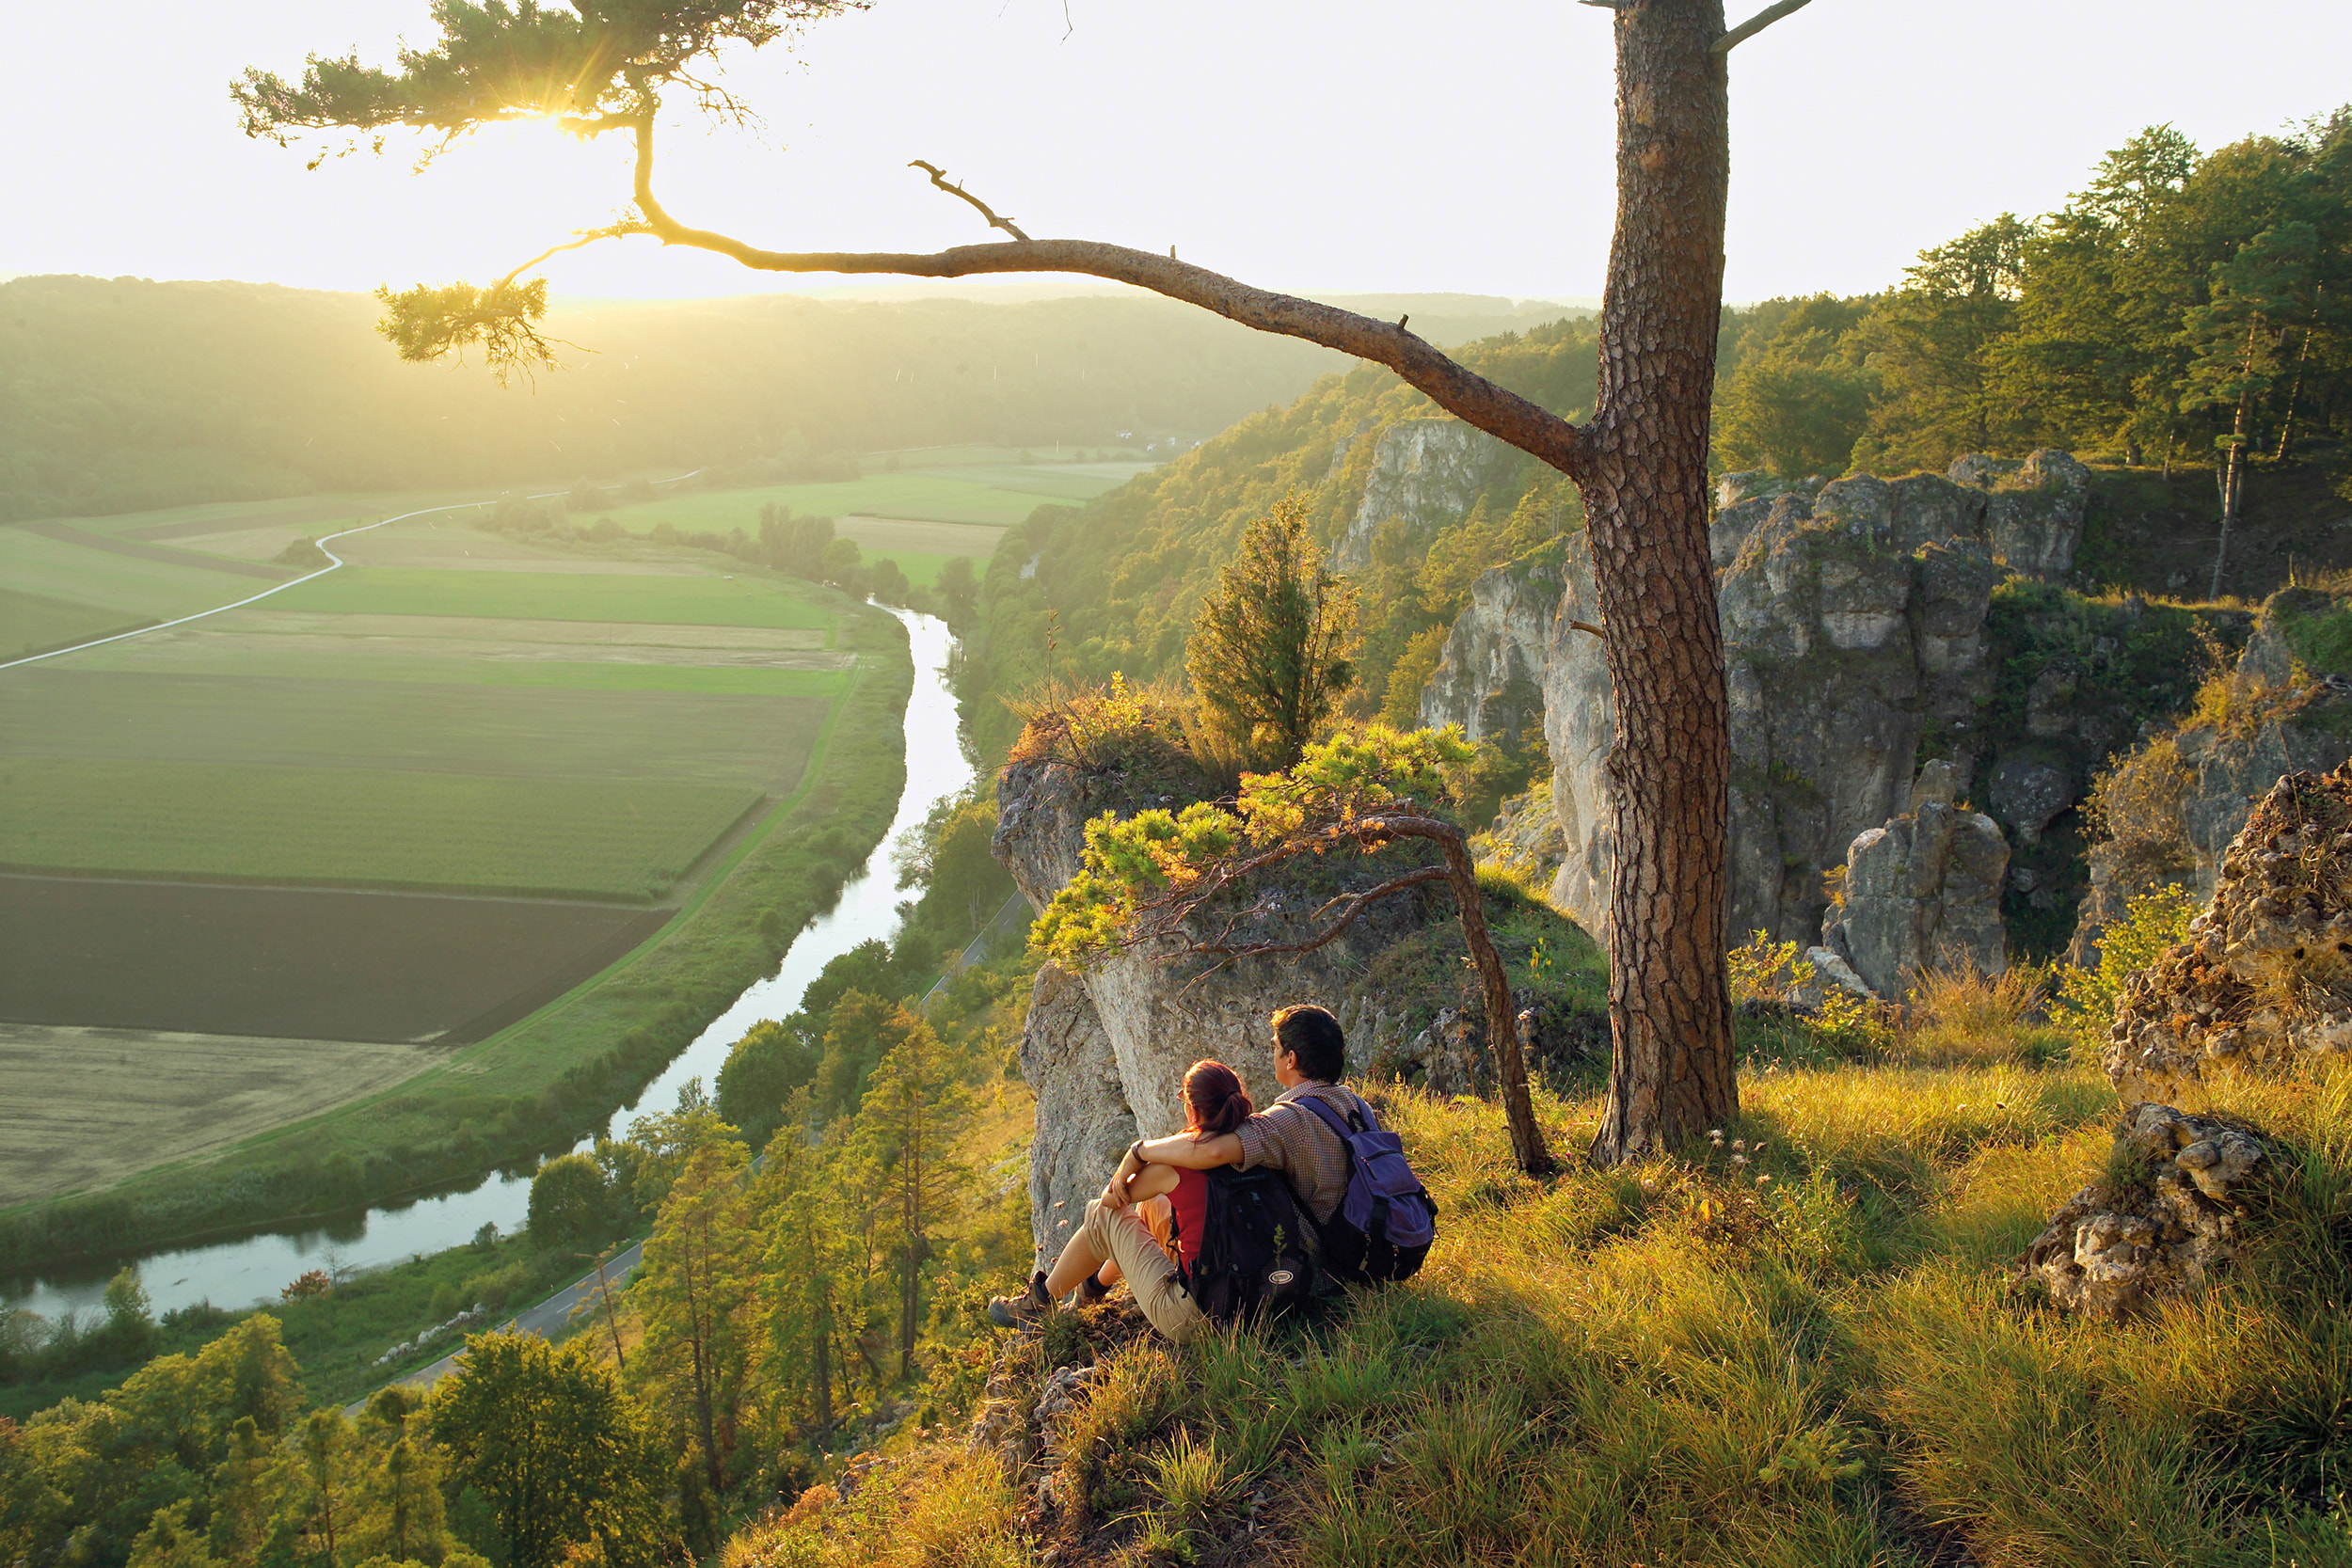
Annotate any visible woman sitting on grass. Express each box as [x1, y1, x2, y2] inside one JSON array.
[[989, 1059, 1252, 1343]]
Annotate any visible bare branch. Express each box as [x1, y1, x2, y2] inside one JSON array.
[[1567, 619, 1605, 640], [491, 224, 647, 292], [1714, 0, 1814, 53], [908, 161, 1030, 242], [617, 119, 1589, 478]]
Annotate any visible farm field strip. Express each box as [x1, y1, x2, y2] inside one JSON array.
[[0, 588, 142, 664], [1, 669, 830, 786], [0, 759, 765, 899], [265, 566, 834, 627], [618, 472, 1087, 529], [215, 610, 832, 648], [0, 525, 274, 626], [0, 1024, 448, 1207], [72, 637, 855, 688], [833, 516, 1006, 559]]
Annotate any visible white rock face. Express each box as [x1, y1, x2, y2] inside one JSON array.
[[1018, 963, 1137, 1259], [1539, 451, 2088, 945], [1331, 419, 1521, 571], [1419, 546, 1565, 750]]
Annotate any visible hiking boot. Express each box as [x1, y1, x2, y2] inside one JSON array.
[[986, 1271, 1054, 1327], [1078, 1274, 1112, 1305]]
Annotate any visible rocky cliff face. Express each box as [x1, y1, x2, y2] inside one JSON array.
[[1419, 544, 1563, 750], [1332, 419, 1521, 572], [1542, 462, 2035, 943]]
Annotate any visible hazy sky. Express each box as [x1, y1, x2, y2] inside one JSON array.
[[8, 1, 2350, 307]]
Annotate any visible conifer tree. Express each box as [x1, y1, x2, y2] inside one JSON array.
[[1184, 497, 1359, 770]]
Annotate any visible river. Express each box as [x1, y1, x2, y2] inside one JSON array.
[[5, 607, 972, 1326]]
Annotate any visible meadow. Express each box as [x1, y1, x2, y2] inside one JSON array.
[[264, 565, 837, 628]]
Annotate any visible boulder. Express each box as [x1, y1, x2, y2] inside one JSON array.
[[1989, 755, 2074, 844], [1820, 801, 2010, 998], [2014, 1103, 2274, 1319], [994, 752, 1461, 1230], [1331, 419, 1521, 571], [2104, 763, 2352, 1100]]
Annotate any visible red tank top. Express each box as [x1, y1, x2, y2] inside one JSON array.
[[1167, 1166, 1210, 1270]]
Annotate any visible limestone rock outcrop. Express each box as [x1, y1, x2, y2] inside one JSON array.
[[1820, 801, 2010, 997], [1332, 419, 1521, 571], [2104, 764, 2352, 1100], [993, 753, 1450, 1233], [2068, 593, 2350, 965], [1548, 466, 2017, 943], [2015, 1103, 2274, 1319], [1018, 963, 1138, 1260], [1420, 544, 1563, 751]]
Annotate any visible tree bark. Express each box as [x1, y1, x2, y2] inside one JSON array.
[[1578, 0, 1740, 1163]]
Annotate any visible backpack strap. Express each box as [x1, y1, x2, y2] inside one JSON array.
[[1292, 1087, 1375, 1139]]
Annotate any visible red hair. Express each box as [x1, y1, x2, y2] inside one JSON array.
[[1183, 1059, 1253, 1140]]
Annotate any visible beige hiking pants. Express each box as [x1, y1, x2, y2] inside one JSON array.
[[1078, 1197, 1208, 1343]]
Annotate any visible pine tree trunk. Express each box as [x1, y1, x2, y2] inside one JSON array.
[[1581, 0, 1740, 1164]]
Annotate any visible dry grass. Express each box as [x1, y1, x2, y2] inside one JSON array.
[[737, 1028, 2352, 1566]]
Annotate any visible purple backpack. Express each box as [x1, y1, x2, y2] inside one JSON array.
[[1294, 1092, 1438, 1284]]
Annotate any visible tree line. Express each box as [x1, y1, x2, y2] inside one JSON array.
[[1714, 112, 2352, 500]]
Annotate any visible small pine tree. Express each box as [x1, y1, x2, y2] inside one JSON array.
[[1184, 496, 1359, 769]]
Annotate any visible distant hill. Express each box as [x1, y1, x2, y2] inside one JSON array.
[[0, 277, 1591, 523]]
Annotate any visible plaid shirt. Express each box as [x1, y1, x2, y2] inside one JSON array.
[[1232, 1081, 1370, 1227]]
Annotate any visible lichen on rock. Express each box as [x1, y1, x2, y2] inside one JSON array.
[[2014, 1102, 2276, 1319], [2104, 762, 2352, 1100]]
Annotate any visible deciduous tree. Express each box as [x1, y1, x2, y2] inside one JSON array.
[[236, 0, 1832, 1162], [428, 1333, 669, 1568]]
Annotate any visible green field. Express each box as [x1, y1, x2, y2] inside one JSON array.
[[0, 480, 923, 1259], [3, 670, 829, 788], [266, 566, 835, 627], [67, 644, 850, 697], [0, 527, 266, 635], [1, 759, 762, 897], [0, 587, 142, 661]]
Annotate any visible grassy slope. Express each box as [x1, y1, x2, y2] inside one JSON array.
[[745, 1032, 2352, 1568]]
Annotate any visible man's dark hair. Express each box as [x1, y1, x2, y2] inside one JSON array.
[[1270, 1004, 1345, 1084]]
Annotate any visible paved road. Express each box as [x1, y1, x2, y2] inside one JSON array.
[[346, 1241, 644, 1416]]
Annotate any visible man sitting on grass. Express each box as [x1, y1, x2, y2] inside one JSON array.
[[989, 1003, 1374, 1340]]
